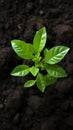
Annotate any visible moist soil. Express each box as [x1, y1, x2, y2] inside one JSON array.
[[0, 0, 73, 130]]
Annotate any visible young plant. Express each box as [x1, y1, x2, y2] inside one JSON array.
[[11, 27, 70, 92]]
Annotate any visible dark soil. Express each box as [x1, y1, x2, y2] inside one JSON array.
[[0, 0, 73, 130]]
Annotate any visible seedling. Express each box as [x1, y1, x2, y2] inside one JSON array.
[[11, 27, 70, 92]]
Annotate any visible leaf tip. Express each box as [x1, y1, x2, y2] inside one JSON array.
[[67, 47, 70, 52], [11, 39, 16, 44]]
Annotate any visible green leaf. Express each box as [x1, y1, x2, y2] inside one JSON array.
[[45, 75, 57, 86], [46, 65, 67, 78], [36, 73, 46, 93], [24, 80, 36, 88], [32, 53, 41, 62], [44, 46, 70, 64], [35, 62, 45, 69], [30, 66, 39, 76], [11, 65, 30, 76], [44, 48, 48, 56], [33, 27, 47, 53], [11, 40, 33, 59]]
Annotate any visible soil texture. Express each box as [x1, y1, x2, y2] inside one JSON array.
[[0, 0, 73, 130]]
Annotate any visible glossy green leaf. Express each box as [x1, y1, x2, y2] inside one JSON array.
[[44, 46, 70, 64], [33, 27, 47, 53], [30, 66, 39, 76], [11, 65, 30, 76], [46, 65, 67, 78], [36, 73, 46, 93], [24, 80, 36, 88], [11, 40, 33, 59]]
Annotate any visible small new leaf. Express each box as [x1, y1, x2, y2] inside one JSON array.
[[24, 80, 36, 88], [30, 66, 39, 76], [44, 46, 70, 64], [44, 48, 48, 56], [32, 53, 41, 62], [11, 65, 29, 76]]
